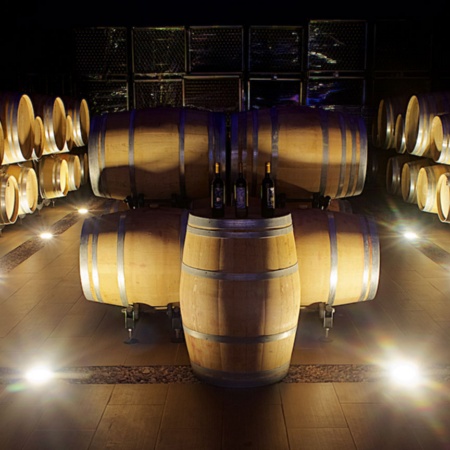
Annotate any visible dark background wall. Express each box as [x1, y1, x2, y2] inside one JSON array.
[[3, 11, 450, 126]]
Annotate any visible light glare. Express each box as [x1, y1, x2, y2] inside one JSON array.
[[39, 232, 53, 240], [25, 366, 54, 385], [389, 361, 421, 387], [403, 231, 418, 240], [78, 207, 88, 214]]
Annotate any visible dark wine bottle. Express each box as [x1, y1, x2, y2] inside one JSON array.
[[261, 161, 275, 218], [211, 161, 225, 218], [234, 161, 248, 218]]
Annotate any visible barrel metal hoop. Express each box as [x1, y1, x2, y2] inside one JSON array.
[[356, 115, 368, 195], [117, 213, 129, 307], [183, 324, 297, 344], [128, 109, 137, 198], [90, 219, 102, 303], [319, 108, 329, 194], [336, 112, 347, 198], [181, 261, 299, 281], [326, 211, 338, 306], [185, 223, 293, 239], [366, 216, 380, 301], [186, 213, 293, 230]]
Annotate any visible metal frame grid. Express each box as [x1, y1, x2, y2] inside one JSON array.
[[133, 79, 184, 109], [306, 76, 366, 109], [132, 27, 187, 76], [183, 75, 242, 112], [77, 79, 129, 115], [187, 26, 244, 74], [248, 26, 305, 74], [72, 27, 129, 78], [307, 20, 368, 73], [247, 77, 303, 110]]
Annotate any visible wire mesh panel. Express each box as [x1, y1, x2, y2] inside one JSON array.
[[184, 76, 242, 112], [77, 80, 129, 115], [73, 27, 129, 78], [134, 79, 183, 108], [306, 77, 365, 108], [248, 26, 304, 74], [188, 26, 243, 73], [307, 20, 367, 72], [373, 19, 432, 73], [133, 27, 186, 75], [247, 78, 303, 109]]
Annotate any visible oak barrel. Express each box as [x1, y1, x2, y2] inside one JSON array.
[[88, 106, 227, 201], [0, 172, 19, 225], [5, 164, 38, 215], [416, 164, 450, 214], [0, 91, 35, 164], [291, 209, 380, 307], [80, 207, 187, 308], [401, 158, 433, 204], [38, 156, 69, 199], [436, 172, 450, 223], [229, 105, 367, 200], [180, 211, 301, 387]]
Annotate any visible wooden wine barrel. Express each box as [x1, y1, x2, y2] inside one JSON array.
[[436, 172, 450, 223], [0, 172, 19, 225], [416, 164, 450, 214], [291, 208, 380, 307], [57, 153, 82, 191], [80, 207, 188, 308], [401, 158, 433, 204], [385, 154, 416, 196], [29, 94, 67, 155], [38, 156, 69, 199], [64, 97, 90, 147], [404, 91, 450, 157], [33, 116, 45, 159], [394, 113, 407, 154], [0, 91, 35, 164], [88, 106, 227, 201], [65, 114, 75, 151], [430, 113, 450, 164], [5, 164, 38, 215], [373, 95, 408, 150], [229, 105, 367, 200], [180, 211, 301, 388]]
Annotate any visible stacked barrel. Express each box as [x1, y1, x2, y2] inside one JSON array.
[[81, 103, 380, 387], [373, 91, 450, 222], [0, 91, 90, 226]]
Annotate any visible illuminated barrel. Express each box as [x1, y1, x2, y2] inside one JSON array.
[[29, 94, 67, 155], [180, 211, 301, 387], [38, 155, 69, 199], [404, 91, 450, 157], [430, 113, 450, 163], [291, 209, 380, 307], [0, 91, 35, 164], [5, 164, 38, 215], [88, 106, 227, 201], [416, 164, 450, 214], [436, 172, 450, 223], [57, 153, 82, 191], [385, 154, 416, 196], [80, 207, 187, 308], [401, 158, 433, 204], [64, 97, 90, 147], [373, 95, 408, 150], [0, 172, 19, 225], [229, 105, 367, 200]]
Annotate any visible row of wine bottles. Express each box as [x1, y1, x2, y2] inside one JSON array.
[[211, 161, 275, 218]]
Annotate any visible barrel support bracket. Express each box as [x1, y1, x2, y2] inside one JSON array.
[[319, 303, 335, 339], [167, 302, 184, 343], [122, 304, 139, 344]]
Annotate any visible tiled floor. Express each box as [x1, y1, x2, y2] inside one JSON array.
[[1, 156, 450, 449]]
